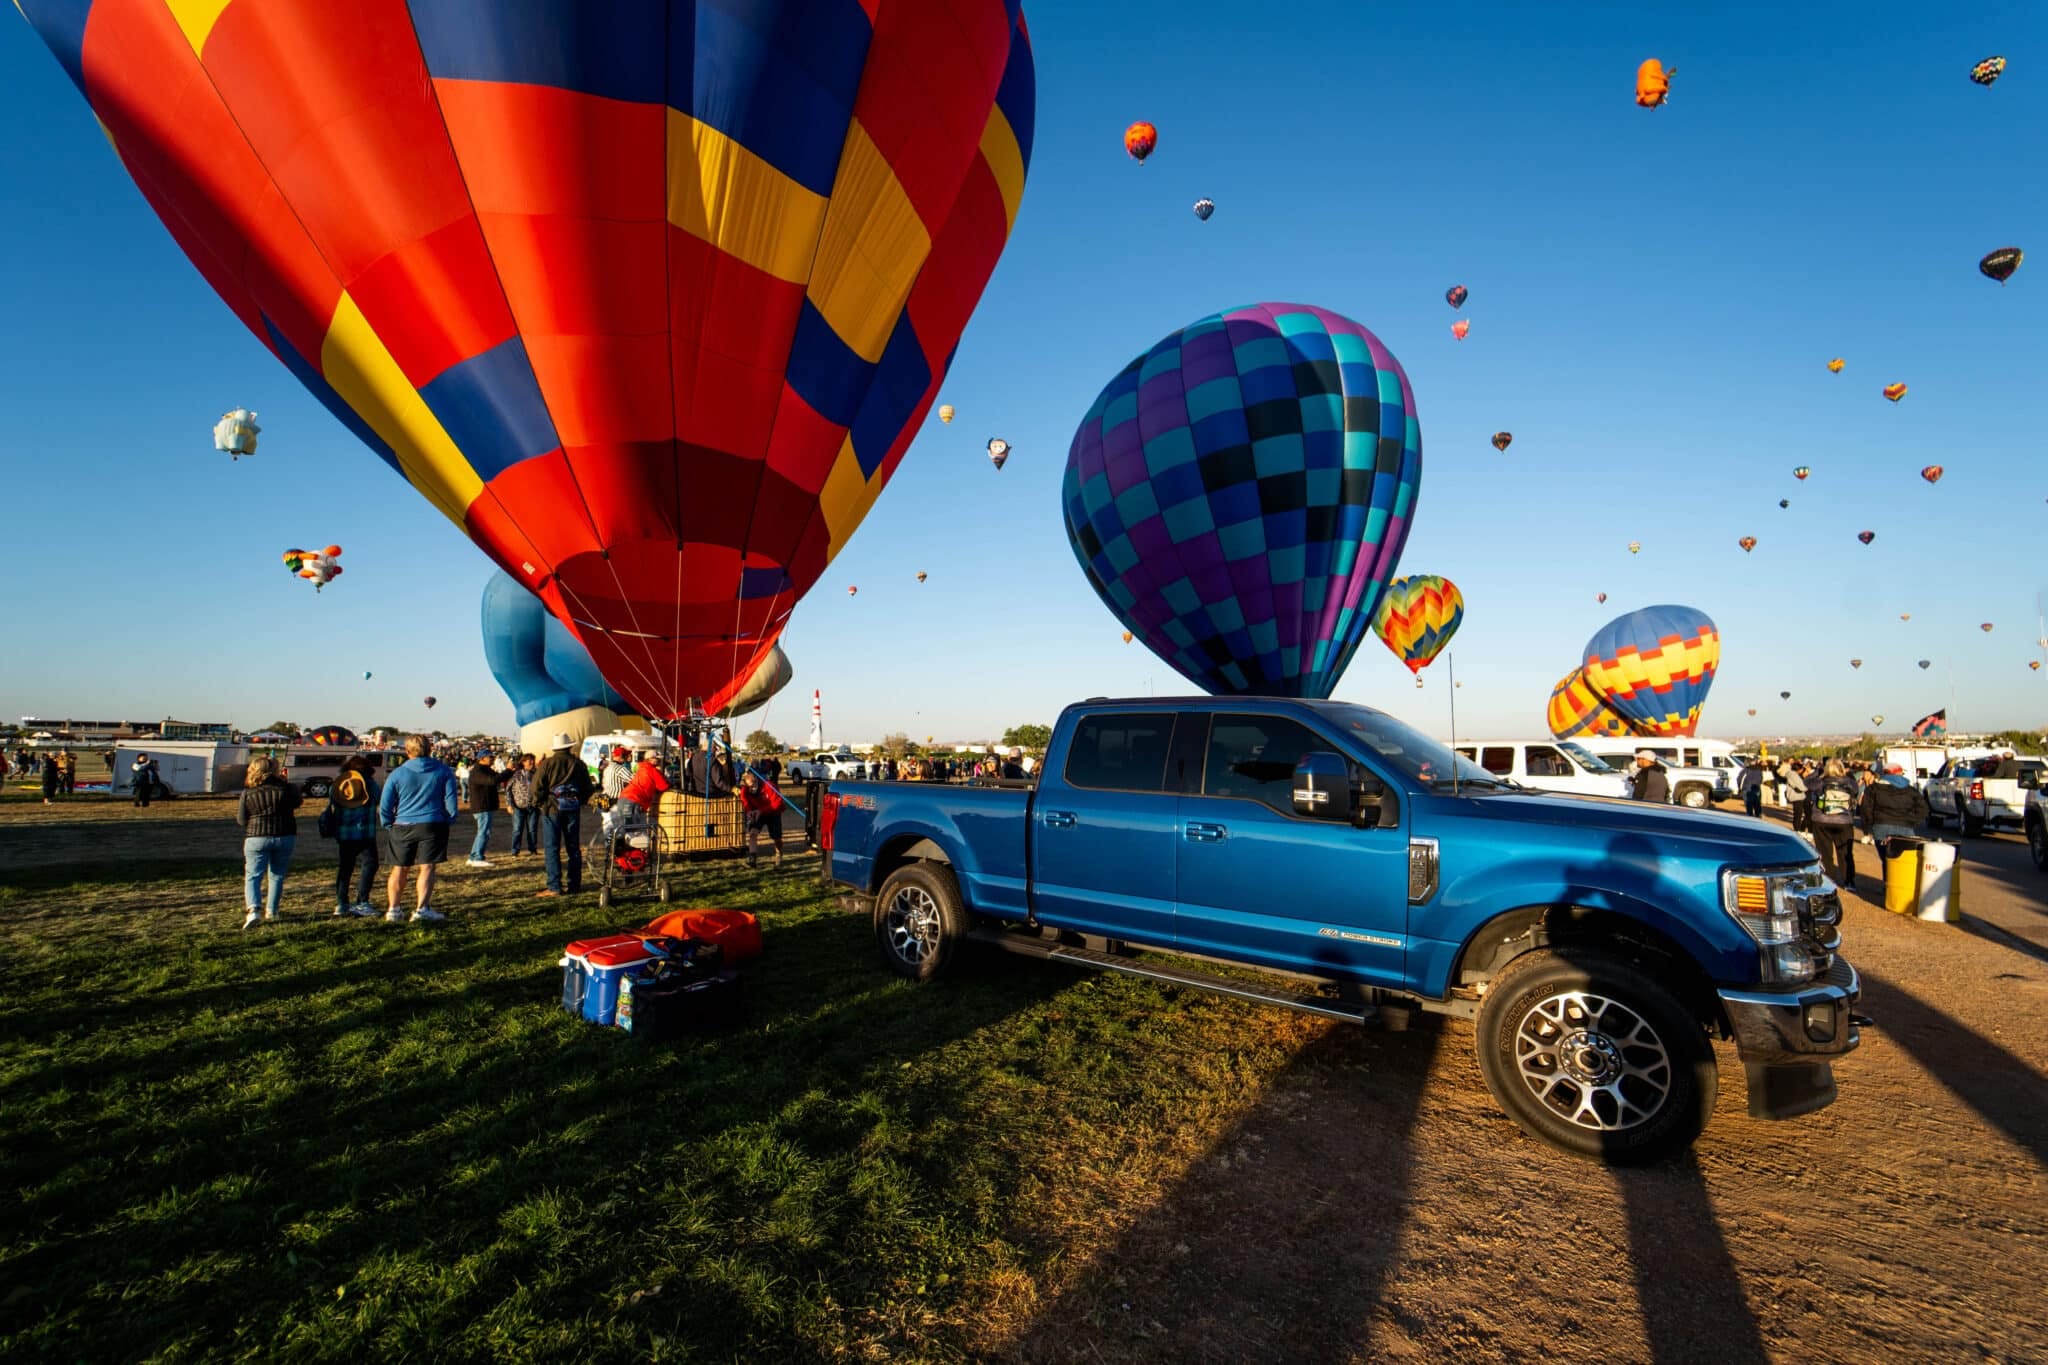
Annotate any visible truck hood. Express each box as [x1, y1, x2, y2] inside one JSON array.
[[1421, 789, 1816, 865]]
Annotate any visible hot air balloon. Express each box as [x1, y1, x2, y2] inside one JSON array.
[[1451, 319, 1470, 340], [1121, 631, 1133, 644], [1635, 58, 1674, 108], [363, 670, 372, 680], [424, 696, 438, 710], [1826, 358, 1845, 374], [1918, 660, 1931, 669], [213, 408, 260, 460], [1794, 466, 1810, 480], [915, 571, 927, 583], [1548, 668, 1639, 741], [847, 585, 858, 598], [1124, 121, 1157, 163], [15, 1, 1038, 723], [1492, 432, 1512, 452], [1192, 198, 1215, 221], [1858, 530, 1875, 545], [1901, 613, 1912, 621], [1780, 691, 1791, 700], [1627, 541, 1642, 555], [1739, 536, 1757, 552], [283, 545, 343, 592], [987, 437, 1012, 470], [1062, 303, 1421, 698], [2033, 662, 2042, 673], [1980, 247, 2023, 284], [718, 643, 794, 719], [1884, 383, 1908, 402], [305, 725, 357, 747], [1779, 499, 1790, 509], [1921, 465, 1944, 484], [938, 405, 955, 426], [1850, 659, 1863, 669], [1374, 575, 1464, 675], [1446, 285, 1468, 309], [1581, 605, 1720, 737], [1872, 715, 1884, 726], [1748, 709, 1758, 717], [1597, 592, 1608, 603], [1971, 56, 2007, 86], [1982, 623, 1995, 633]]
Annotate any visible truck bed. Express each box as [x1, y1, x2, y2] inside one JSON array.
[[826, 780, 1036, 921]]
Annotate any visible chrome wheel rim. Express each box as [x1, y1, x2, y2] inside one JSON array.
[[1512, 991, 1672, 1132], [883, 886, 941, 965]]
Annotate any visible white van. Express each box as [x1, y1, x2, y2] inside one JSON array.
[[1452, 740, 1633, 798], [1573, 738, 1732, 809]]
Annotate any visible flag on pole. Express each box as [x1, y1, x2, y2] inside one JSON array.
[[1911, 708, 1948, 739]]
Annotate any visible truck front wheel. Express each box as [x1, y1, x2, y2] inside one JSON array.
[[2029, 818, 2048, 873], [873, 862, 968, 982], [1475, 948, 1716, 1164]]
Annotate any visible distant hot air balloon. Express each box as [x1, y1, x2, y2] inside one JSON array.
[[847, 585, 858, 598], [1451, 319, 1470, 340], [1492, 431, 1513, 452], [1192, 198, 1215, 221], [362, 670, 372, 681], [213, 408, 260, 460], [1582, 604, 1720, 737], [1971, 56, 2007, 87], [1858, 530, 1875, 545], [938, 405, 955, 425], [1980, 247, 2023, 284], [1779, 499, 1790, 509], [1739, 536, 1757, 552], [424, 696, 438, 710], [1901, 613, 1912, 621], [1446, 285, 1469, 309], [1794, 466, 1810, 481], [1121, 631, 1133, 644], [283, 545, 343, 592], [1884, 383, 1908, 402], [1780, 691, 1791, 700], [1872, 715, 1884, 726], [1635, 58, 1674, 108], [1981, 623, 1995, 633], [916, 571, 928, 584], [1124, 121, 1158, 163], [1826, 358, 1845, 374], [1748, 708, 1758, 717], [1062, 303, 1422, 699], [1627, 541, 1642, 555], [1548, 668, 1639, 741], [2033, 662, 2042, 673], [1918, 659, 1932, 669], [1850, 659, 1863, 669], [987, 437, 1012, 470], [1374, 575, 1464, 675], [1597, 592, 1608, 603], [305, 725, 357, 747], [1921, 465, 1944, 484]]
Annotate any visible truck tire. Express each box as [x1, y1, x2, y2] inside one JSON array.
[[2029, 818, 2048, 873], [874, 862, 968, 982], [1960, 808, 1983, 838], [1475, 948, 1716, 1164], [1676, 783, 1710, 810]]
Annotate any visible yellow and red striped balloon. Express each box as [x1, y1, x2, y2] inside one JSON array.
[[1373, 575, 1463, 675], [1547, 668, 1638, 740]]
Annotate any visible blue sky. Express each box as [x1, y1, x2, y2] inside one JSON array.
[[2, 1, 2043, 746]]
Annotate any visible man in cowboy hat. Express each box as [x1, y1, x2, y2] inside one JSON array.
[[533, 732, 595, 898]]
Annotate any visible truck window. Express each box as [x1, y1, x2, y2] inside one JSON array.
[[1064, 713, 1176, 792], [1525, 745, 1571, 778], [1479, 746, 1515, 776], [1683, 748, 1700, 767], [1454, 746, 1475, 760], [1201, 715, 1328, 813]]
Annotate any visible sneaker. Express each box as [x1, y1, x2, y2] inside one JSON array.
[[242, 909, 261, 931], [335, 905, 347, 917], [345, 902, 378, 918], [536, 889, 561, 899], [466, 857, 491, 868], [385, 907, 406, 923], [264, 910, 279, 923], [412, 906, 447, 924]]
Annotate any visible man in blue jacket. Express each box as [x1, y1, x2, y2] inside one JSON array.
[[378, 735, 460, 924]]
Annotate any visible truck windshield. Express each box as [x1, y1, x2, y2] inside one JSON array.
[[1560, 742, 1614, 773], [1321, 704, 1501, 788]]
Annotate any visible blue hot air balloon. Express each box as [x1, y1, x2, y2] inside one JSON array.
[[1062, 303, 1421, 697], [1580, 604, 1721, 738]]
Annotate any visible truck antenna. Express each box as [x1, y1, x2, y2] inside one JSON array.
[[1448, 653, 1459, 796]]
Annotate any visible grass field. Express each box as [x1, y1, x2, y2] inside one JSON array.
[[0, 798, 1324, 1362]]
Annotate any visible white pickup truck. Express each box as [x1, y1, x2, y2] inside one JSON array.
[[1925, 754, 2045, 837], [787, 750, 867, 781]]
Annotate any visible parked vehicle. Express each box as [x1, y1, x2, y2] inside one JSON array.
[[1574, 738, 1731, 809], [789, 749, 866, 781], [1926, 753, 2045, 837], [1451, 740, 1633, 798], [280, 746, 403, 799], [2025, 785, 2048, 872], [823, 697, 1862, 1163]]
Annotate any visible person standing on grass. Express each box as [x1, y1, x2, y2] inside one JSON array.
[[236, 756, 302, 930], [378, 735, 459, 924], [327, 753, 381, 918], [534, 732, 594, 898], [39, 751, 59, 805], [506, 752, 539, 857], [737, 768, 785, 867], [1809, 758, 1862, 892], [464, 752, 501, 868], [57, 748, 76, 797]]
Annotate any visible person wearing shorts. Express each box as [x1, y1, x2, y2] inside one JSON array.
[[377, 735, 460, 924], [738, 769, 785, 867]]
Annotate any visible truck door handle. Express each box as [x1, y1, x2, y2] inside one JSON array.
[[1185, 822, 1227, 843], [1042, 810, 1076, 828]]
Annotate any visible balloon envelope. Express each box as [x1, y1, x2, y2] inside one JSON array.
[[1062, 303, 1421, 698], [1491, 432, 1512, 452], [1374, 575, 1463, 675], [1979, 247, 2023, 283], [718, 643, 794, 719], [1581, 605, 1720, 738], [481, 569, 631, 728], [1548, 669, 1638, 740], [19, 0, 1038, 721], [1124, 121, 1157, 162], [1445, 285, 1468, 309], [213, 408, 260, 458], [1192, 198, 1215, 221], [1826, 358, 1844, 373]]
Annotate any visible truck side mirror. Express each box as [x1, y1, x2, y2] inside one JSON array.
[[1292, 752, 1355, 821]]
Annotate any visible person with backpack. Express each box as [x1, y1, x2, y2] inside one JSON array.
[[1861, 765, 1930, 878], [1808, 757, 1863, 891], [464, 752, 501, 868], [534, 732, 594, 899], [321, 753, 381, 917], [506, 752, 539, 857], [377, 735, 460, 923]]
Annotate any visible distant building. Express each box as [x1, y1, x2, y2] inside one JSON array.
[[19, 717, 232, 743], [160, 719, 233, 740]]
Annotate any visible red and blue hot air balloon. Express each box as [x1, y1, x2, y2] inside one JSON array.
[[15, 0, 1035, 721], [1581, 605, 1721, 738], [1062, 303, 1421, 697]]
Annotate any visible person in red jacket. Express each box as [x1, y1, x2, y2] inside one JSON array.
[[606, 751, 671, 841], [737, 769, 784, 867]]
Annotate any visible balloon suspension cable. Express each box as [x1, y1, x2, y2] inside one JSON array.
[[1447, 654, 1459, 797]]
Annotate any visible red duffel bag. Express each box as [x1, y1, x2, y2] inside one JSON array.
[[637, 908, 763, 964]]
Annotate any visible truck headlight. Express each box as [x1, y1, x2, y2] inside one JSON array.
[[1720, 864, 1823, 984]]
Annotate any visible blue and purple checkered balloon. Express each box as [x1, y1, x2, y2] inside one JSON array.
[[1062, 303, 1422, 697]]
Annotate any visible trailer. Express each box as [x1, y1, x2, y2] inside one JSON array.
[[111, 740, 251, 796]]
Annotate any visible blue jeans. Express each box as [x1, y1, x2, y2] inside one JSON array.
[[244, 835, 295, 913], [469, 810, 496, 860], [511, 807, 539, 853], [542, 810, 582, 892], [1743, 788, 1762, 818]]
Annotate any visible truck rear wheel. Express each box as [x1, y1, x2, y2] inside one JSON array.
[[1676, 783, 1710, 809], [2029, 818, 2048, 873], [1475, 948, 1715, 1164], [874, 862, 968, 982]]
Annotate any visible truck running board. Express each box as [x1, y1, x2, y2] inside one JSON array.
[[970, 926, 1386, 1026]]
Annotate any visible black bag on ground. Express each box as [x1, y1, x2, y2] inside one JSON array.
[[616, 937, 744, 1041]]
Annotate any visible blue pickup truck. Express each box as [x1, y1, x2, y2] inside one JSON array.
[[823, 697, 1865, 1163]]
